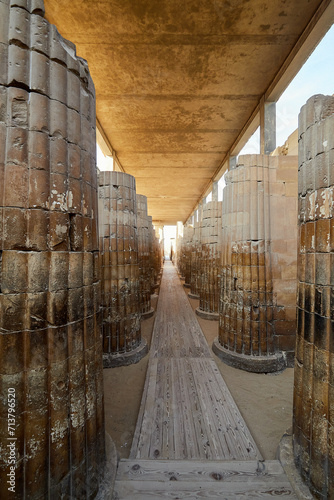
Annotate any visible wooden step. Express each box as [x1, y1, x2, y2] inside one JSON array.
[[113, 459, 298, 499]]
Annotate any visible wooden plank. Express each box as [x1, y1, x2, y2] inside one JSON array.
[[132, 358, 159, 459], [130, 262, 261, 460], [116, 459, 288, 482], [206, 359, 262, 459], [114, 480, 297, 499], [193, 358, 261, 460], [174, 358, 200, 459], [129, 358, 151, 459]]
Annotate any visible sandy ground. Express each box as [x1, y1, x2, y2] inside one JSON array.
[[103, 270, 294, 461]]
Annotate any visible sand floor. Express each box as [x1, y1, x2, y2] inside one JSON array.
[[103, 274, 294, 461]]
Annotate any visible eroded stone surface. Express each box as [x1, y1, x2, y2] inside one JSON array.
[[218, 154, 298, 368], [0, 2, 105, 498], [293, 94, 334, 500], [98, 171, 143, 365], [197, 201, 222, 318]]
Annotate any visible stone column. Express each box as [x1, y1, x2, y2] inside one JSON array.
[[260, 99, 276, 155], [196, 201, 222, 320], [137, 194, 154, 319], [213, 154, 298, 372], [148, 216, 162, 293], [293, 95, 334, 499], [175, 221, 184, 276], [189, 204, 203, 300], [0, 2, 106, 497], [182, 225, 194, 288], [98, 171, 148, 367]]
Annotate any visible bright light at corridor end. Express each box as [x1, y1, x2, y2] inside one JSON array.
[[96, 143, 114, 171], [163, 225, 177, 259]]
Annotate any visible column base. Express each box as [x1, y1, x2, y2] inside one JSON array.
[[188, 292, 200, 300], [141, 307, 154, 320], [212, 338, 286, 373], [96, 433, 118, 500], [195, 307, 219, 321], [103, 339, 148, 368], [276, 431, 313, 500]]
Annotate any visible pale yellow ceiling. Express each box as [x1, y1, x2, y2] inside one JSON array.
[[44, 0, 333, 224]]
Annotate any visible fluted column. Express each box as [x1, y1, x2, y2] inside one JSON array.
[[213, 154, 298, 372], [196, 201, 222, 320], [137, 194, 154, 319], [183, 225, 194, 288], [98, 171, 148, 367], [0, 2, 105, 497], [189, 206, 202, 300], [293, 95, 334, 499]]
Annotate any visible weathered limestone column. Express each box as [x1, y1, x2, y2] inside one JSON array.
[[196, 201, 222, 320], [153, 226, 163, 285], [98, 171, 148, 367], [148, 216, 160, 293], [137, 194, 154, 319], [182, 224, 194, 288], [189, 205, 203, 300], [213, 154, 298, 372], [293, 95, 334, 499], [0, 2, 106, 498], [175, 221, 184, 276]]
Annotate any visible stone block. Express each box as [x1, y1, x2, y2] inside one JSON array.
[[3, 207, 27, 249], [30, 50, 50, 95], [29, 168, 50, 209], [7, 43, 29, 87], [29, 92, 49, 132], [28, 130, 50, 170]]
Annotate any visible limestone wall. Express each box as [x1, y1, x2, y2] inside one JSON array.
[[0, 1, 105, 497]]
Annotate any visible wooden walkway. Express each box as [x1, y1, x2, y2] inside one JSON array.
[[114, 262, 297, 499], [130, 261, 261, 461]]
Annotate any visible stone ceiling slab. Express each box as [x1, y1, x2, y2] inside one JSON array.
[[44, 0, 331, 224]]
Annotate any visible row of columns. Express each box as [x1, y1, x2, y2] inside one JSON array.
[[98, 171, 162, 368], [176, 94, 334, 500]]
